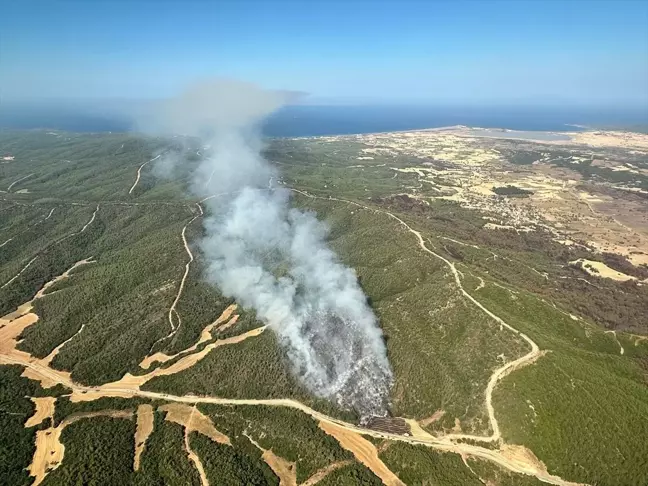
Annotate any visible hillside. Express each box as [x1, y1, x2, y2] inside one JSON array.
[[1, 128, 647, 486]]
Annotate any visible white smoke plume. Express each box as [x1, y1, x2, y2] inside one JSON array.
[[148, 80, 393, 417]]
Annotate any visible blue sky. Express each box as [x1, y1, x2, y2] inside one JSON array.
[[2, 0, 647, 106]]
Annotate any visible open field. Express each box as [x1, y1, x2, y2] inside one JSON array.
[[1, 128, 647, 485]]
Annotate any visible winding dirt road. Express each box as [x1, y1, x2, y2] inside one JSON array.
[[1, 256, 39, 289], [150, 202, 203, 350], [0, 237, 14, 248], [0, 351, 579, 486], [7, 173, 35, 192], [0, 207, 57, 251], [0, 192, 584, 486], [128, 155, 161, 194], [1, 351, 579, 486], [605, 330, 624, 355], [80, 205, 99, 233], [0, 259, 581, 486], [291, 189, 543, 444], [54, 205, 100, 245]]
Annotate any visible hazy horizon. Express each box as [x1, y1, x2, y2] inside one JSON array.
[[2, 100, 647, 137]]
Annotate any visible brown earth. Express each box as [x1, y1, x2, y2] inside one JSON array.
[[245, 432, 297, 486], [0, 232, 587, 486], [29, 410, 133, 486], [159, 403, 230, 444], [133, 404, 154, 471], [182, 405, 209, 486], [140, 304, 238, 370], [25, 396, 56, 428], [262, 449, 297, 486], [318, 421, 405, 486]]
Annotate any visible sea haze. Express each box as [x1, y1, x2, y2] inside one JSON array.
[[1, 101, 647, 136]]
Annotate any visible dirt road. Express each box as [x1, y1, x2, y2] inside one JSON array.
[[80, 205, 99, 233], [7, 173, 35, 192], [291, 190, 543, 444], [128, 154, 161, 194], [133, 404, 154, 471], [0, 202, 582, 486], [0, 347, 583, 486], [150, 202, 203, 349], [1, 256, 38, 289], [184, 405, 210, 486]]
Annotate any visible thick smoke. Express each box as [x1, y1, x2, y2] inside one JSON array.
[[149, 80, 393, 417]]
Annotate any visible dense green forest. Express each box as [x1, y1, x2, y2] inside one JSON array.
[[0, 366, 43, 486], [1, 129, 647, 485]]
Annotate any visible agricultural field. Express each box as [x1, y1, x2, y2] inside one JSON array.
[[1, 128, 647, 485]]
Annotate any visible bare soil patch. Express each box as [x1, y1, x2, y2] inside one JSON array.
[[245, 432, 297, 486], [29, 410, 133, 485], [139, 304, 238, 370], [570, 258, 637, 282], [134, 404, 154, 471], [25, 396, 56, 427], [160, 403, 230, 444], [318, 421, 405, 486], [263, 449, 297, 486]]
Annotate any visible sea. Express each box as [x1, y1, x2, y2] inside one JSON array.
[[1, 103, 647, 137]]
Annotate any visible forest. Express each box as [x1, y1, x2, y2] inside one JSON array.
[[1, 129, 647, 486]]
